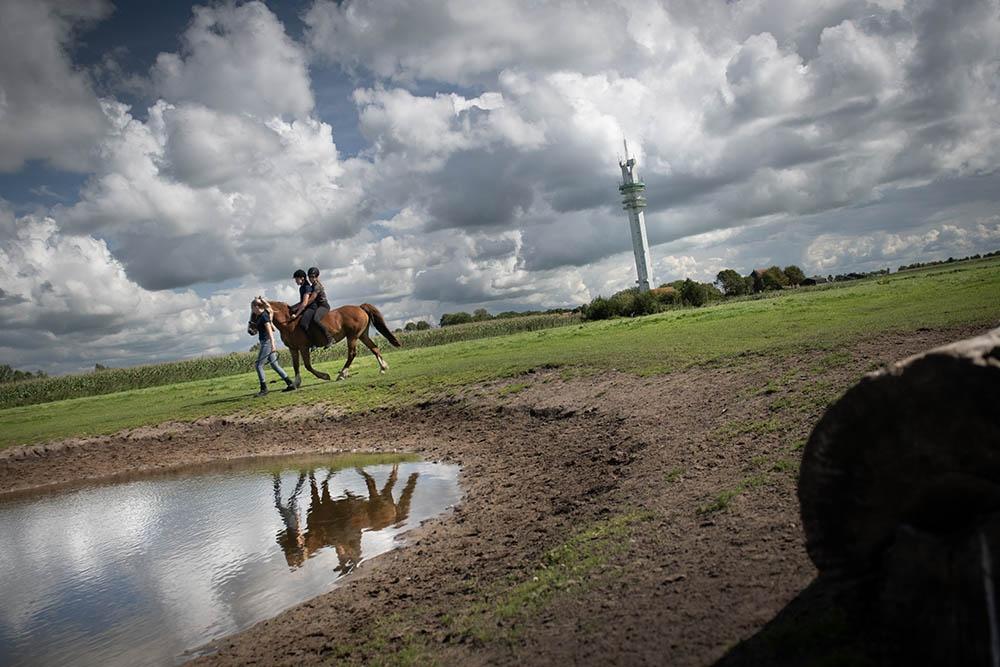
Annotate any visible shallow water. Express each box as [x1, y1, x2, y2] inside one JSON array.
[[0, 454, 461, 666]]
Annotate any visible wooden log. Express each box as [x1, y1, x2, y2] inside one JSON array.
[[799, 326, 1000, 574]]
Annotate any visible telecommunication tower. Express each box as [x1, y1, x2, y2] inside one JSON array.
[[618, 140, 653, 292]]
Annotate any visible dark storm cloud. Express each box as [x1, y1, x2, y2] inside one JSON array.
[[800, 173, 1000, 237], [0, 288, 28, 306], [114, 232, 249, 290], [473, 236, 518, 260], [520, 212, 633, 272], [0, 0, 112, 173], [411, 266, 492, 303], [425, 150, 534, 230]]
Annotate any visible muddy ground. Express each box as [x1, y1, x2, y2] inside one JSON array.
[[0, 325, 989, 665]]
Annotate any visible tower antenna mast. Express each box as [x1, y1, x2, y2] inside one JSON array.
[[618, 139, 653, 292]]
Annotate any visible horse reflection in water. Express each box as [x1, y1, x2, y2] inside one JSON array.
[[273, 466, 419, 573]]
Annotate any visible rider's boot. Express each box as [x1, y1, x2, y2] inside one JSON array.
[[281, 378, 296, 392], [254, 382, 269, 397]]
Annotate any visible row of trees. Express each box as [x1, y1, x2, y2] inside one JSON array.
[[0, 364, 47, 384], [438, 307, 572, 327], [425, 249, 997, 329], [402, 320, 432, 331], [898, 250, 1000, 272], [580, 277, 726, 319], [715, 265, 806, 296], [580, 265, 808, 321]]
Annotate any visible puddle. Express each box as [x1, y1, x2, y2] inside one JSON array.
[[0, 453, 461, 666]]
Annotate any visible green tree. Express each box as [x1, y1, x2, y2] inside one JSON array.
[[662, 279, 687, 292], [472, 308, 492, 322], [762, 266, 789, 290], [680, 279, 708, 306], [783, 265, 806, 286], [651, 285, 679, 305], [415, 320, 431, 330], [581, 296, 617, 320], [439, 312, 473, 327], [628, 290, 659, 316], [716, 269, 748, 296], [0, 364, 45, 383], [703, 283, 724, 301]]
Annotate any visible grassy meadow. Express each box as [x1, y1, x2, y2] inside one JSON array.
[[1, 257, 997, 449], [0, 312, 581, 410]]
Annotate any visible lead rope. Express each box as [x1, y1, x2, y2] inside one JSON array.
[[979, 530, 1000, 667]]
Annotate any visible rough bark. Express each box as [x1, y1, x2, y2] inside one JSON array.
[[798, 326, 1000, 664], [799, 326, 1000, 573]]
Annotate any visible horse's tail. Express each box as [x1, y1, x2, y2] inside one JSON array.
[[360, 303, 402, 347]]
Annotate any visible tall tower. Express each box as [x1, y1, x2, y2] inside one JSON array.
[[618, 140, 653, 292]]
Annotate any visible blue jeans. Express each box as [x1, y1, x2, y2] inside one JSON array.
[[256, 340, 290, 384]]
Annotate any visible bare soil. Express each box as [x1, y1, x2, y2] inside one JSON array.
[[0, 325, 987, 666]]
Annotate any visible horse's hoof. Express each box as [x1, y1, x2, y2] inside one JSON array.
[[379, 368, 386, 374], [294, 377, 302, 388]]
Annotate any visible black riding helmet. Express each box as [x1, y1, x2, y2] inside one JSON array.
[[293, 269, 307, 279], [307, 267, 320, 278]]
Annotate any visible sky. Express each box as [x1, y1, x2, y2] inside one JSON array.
[[1, 0, 998, 374]]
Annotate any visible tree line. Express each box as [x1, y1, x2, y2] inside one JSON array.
[[898, 250, 1000, 272], [579, 265, 808, 320], [0, 364, 47, 384], [434, 307, 573, 328]]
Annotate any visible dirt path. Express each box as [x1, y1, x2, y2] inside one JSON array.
[[0, 325, 987, 665]]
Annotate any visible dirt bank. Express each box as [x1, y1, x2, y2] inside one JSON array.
[[0, 325, 987, 665]]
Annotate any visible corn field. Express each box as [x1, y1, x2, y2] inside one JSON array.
[[0, 313, 581, 409]]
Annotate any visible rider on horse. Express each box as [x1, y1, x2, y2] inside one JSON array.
[[307, 267, 333, 347], [290, 268, 334, 348]]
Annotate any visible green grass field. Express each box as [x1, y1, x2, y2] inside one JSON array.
[[1, 258, 997, 449], [0, 312, 581, 409]]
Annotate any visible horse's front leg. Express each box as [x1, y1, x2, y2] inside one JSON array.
[[302, 347, 331, 382], [290, 347, 302, 387]]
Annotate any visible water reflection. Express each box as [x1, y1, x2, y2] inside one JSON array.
[[274, 466, 419, 573], [0, 455, 460, 667]]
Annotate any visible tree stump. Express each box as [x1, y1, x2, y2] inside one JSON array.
[[799, 326, 1000, 572], [798, 327, 1000, 663]]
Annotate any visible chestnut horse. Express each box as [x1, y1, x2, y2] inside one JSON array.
[[248, 298, 401, 385]]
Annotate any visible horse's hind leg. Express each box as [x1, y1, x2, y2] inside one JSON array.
[[290, 347, 302, 387], [360, 333, 388, 373], [302, 347, 331, 382], [337, 337, 358, 381]]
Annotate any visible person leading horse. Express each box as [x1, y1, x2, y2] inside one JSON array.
[[248, 296, 402, 385]]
